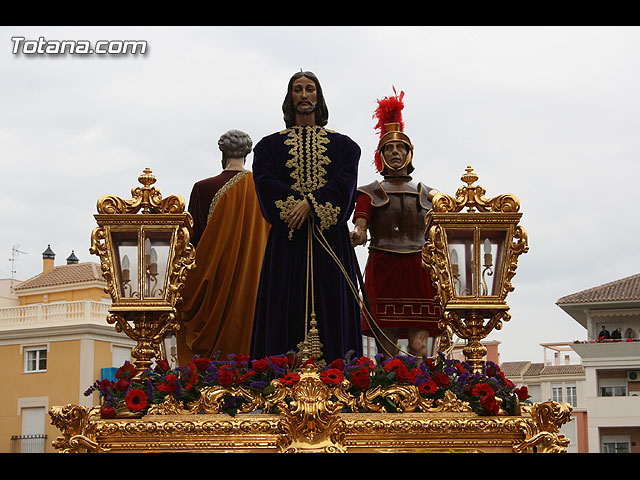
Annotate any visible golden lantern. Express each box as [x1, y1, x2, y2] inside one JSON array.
[[90, 168, 196, 378], [422, 166, 528, 372]]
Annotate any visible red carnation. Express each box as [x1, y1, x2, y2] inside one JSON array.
[[238, 369, 256, 384], [114, 378, 130, 392], [350, 368, 371, 390], [252, 358, 268, 373], [419, 380, 438, 395], [269, 356, 288, 369], [217, 365, 236, 387], [433, 371, 451, 388], [395, 364, 411, 384], [480, 393, 500, 416], [320, 368, 344, 386], [115, 362, 136, 381], [280, 372, 301, 386], [154, 359, 171, 374], [193, 358, 210, 371], [157, 374, 179, 394], [515, 386, 529, 402], [383, 358, 404, 373], [98, 379, 113, 392], [330, 358, 345, 370], [100, 406, 117, 419], [425, 358, 436, 372], [471, 383, 495, 398], [356, 356, 376, 371], [232, 354, 250, 365], [125, 388, 148, 412]]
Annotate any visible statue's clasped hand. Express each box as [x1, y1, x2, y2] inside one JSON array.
[[287, 198, 312, 230]]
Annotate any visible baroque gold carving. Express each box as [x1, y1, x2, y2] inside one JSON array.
[[49, 405, 107, 453], [431, 166, 520, 214], [276, 364, 347, 452], [51, 365, 572, 453], [96, 168, 186, 215], [107, 311, 179, 377], [514, 401, 573, 453]]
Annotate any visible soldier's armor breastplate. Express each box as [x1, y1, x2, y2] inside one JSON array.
[[358, 176, 434, 253]]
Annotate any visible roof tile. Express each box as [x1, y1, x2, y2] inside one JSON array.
[[556, 273, 640, 305], [14, 262, 105, 291]]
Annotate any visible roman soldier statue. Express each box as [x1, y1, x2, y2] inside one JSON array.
[[351, 89, 442, 357]]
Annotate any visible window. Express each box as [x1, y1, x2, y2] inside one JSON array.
[[551, 383, 563, 402], [24, 347, 47, 373], [565, 384, 577, 407], [602, 435, 630, 453], [112, 345, 132, 368], [599, 377, 628, 397], [600, 386, 627, 396], [19, 406, 46, 453]]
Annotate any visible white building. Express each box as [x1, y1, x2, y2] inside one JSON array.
[[557, 272, 640, 453], [501, 343, 587, 453]]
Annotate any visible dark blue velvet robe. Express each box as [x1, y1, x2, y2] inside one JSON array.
[[250, 126, 363, 362]]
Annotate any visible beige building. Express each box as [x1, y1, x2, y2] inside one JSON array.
[[0, 246, 134, 453]]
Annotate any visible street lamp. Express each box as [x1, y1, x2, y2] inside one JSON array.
[[90, 168, 196, 378], [422, 166, 528, 372]]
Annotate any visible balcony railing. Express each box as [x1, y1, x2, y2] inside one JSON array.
[[0, 300, 111, 331], [10, 434, 47, 453]]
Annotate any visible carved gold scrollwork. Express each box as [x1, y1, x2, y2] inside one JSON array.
[[513, 402, 572, 453], [502, 225, 529, 297], [90, 225, 118, 299], [49, 405, 107, 453], [49, 368, 573, 453], [275, 364, 347, 453], [106, 311, 180, 378], [431, 166, 521, 214], [96, 168, 186, 215], [422, 223, 453, 306]]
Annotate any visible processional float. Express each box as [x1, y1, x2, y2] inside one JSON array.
[[48, 167, 573, 453]]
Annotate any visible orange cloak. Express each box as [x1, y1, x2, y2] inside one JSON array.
[[177, 171, 270, 364]]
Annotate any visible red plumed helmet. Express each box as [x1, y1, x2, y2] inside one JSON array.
[[372, 87, 414, 174]]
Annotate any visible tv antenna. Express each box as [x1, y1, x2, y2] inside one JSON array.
[[9, 245, 27, 293]]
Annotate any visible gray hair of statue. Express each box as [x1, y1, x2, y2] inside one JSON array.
[[218, 130, 253, 167]]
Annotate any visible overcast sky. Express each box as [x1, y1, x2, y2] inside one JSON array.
[[2, 26, 639, 364]]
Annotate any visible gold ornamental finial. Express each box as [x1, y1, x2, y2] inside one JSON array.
[[138, 167, 157, 188], [461, 166, 478, 187]]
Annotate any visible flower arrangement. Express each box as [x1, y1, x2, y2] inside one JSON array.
[[574, 338, 638, 344], [85, 351, 530, 419]]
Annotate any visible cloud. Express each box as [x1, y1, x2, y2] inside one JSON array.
[[2, 26, 639, 363]]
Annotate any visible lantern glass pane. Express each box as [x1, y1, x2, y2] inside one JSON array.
[[480, 230, 507, 297], [112, 231, 139, 299], [143, 230, 172, 299], [446, 229, 476, 297]]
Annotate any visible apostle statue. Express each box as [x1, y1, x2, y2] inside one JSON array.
[[249, 71, 363, 362], [176, 129, 270, 364], [350, 89, 442, 357]]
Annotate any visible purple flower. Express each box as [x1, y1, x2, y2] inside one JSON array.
[[249, 380, 269, 390], [444, 364, 457, 376], [456, 371, 470, 389], [146, 379, 154, 401]]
